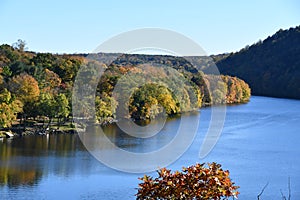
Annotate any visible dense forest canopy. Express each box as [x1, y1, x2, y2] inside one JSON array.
[[77, 54, 250, 122], [0, 41, 250, 131], [214, 25, 300, 99]]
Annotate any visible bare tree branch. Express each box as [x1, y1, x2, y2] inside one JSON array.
[[257, 182, 269, 200], [280, 189, 287, 200], [280, 177, 291, 200], [288, 177, 291, 200]]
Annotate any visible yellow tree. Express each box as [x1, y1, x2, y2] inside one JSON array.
[[0, 89, 23, 128], [0, 71, 23, 128], [9, 73, 40, 118]]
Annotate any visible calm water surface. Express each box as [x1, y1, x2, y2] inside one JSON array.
[[0, 96, 300, 199]]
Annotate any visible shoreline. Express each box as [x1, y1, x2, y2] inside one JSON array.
[[0, 97, 262, 140]]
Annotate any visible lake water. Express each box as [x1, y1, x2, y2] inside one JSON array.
[[0, 96, 300, 199]]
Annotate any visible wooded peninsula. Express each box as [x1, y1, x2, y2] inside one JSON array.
[[0, 42, 250, 137]]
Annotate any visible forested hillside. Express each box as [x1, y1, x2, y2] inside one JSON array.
[[0, 43, 250, 131], [214, 25, 300, 99]]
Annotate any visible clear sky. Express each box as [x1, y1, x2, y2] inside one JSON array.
[[0, 0, 299, 55]]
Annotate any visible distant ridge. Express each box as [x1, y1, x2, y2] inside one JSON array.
[[83, 25, 300, 99], [215, 25, 300, 99]]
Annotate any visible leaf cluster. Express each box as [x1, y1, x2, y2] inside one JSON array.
[[136, 163, 239, 200]]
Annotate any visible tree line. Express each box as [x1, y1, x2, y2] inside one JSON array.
[[0, 41, 251, 131]]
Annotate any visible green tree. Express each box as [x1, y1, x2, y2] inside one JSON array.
[[30, 53, 56, 69], [0, 44, 20, 65], [37, 93, 56, 118], [36, 93, 56, 131], [54, 93, 70, 129], [36, 93, 70, 130]]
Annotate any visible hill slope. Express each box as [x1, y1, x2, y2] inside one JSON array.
[[215, 25, 300, 99]]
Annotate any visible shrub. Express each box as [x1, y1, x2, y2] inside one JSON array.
[[136, 162, 239, 200]]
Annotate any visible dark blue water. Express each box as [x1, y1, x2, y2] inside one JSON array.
[[0, 96, 299, 199]]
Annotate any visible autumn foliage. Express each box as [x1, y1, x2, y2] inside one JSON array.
[[136, 163, 239, 200], [0, 42, 251, 128]]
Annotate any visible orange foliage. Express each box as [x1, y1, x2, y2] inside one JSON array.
[[9, 73, 40, 103], [136, 163, 239, 200]]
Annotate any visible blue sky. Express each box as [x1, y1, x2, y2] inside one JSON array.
[[0, 0, 299, 55]]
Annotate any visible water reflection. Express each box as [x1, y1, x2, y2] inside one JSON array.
[[0, 163, 42, 188], [100, 116, 180, 153], [0, 134, 87, 188], [0, 113, 194, 189], [1, 97, 299, 199]]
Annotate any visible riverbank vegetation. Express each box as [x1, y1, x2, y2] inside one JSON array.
[[0, 41, 250, 135]]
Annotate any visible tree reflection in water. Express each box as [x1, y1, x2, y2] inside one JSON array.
[[0, 134, 87, 188]]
